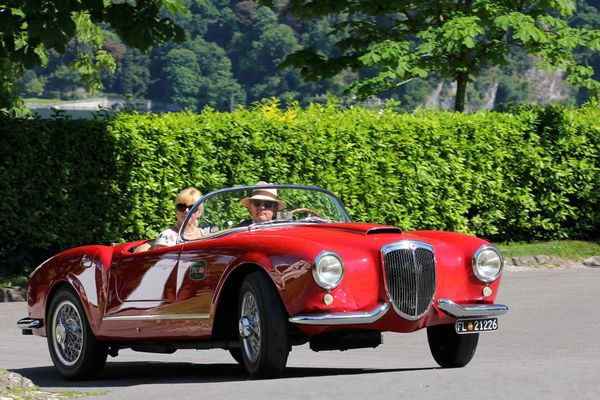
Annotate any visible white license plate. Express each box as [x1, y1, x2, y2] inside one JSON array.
[[455, 318, 498, 334]]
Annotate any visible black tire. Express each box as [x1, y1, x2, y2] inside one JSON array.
[[46, 288, 108, 380], [427, 324, 479, 368], [238, 271, 289, 379]]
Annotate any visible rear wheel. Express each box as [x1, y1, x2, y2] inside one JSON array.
[[238, 271, 289, 379], [46, 288, 107, 380], [427, 324, 479, 368]]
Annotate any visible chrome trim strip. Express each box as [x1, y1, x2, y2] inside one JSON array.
[[17, 317, 42, 330], [102, 313, 210, 322], [289, 303, 389, 325], [437, 299, 509, 318]]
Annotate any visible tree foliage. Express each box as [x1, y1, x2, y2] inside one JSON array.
[[260, 0, 600, 112], [6, 1, 600, 112], [164, 48, 202, 109], [0, 58, 27, 115], [0, 0, 186, 67], [5, 0, 347, 112], [0, 0, 186, 112]]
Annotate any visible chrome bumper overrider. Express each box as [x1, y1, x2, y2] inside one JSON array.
[[17, 317, 42, 334], [437, 299, 509, 318], [289, 303, 390, 326]]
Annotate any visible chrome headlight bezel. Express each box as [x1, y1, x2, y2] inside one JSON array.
[[472, 245, 504, 283], [312, 251, 344, 290]]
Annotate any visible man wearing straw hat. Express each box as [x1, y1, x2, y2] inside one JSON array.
[[239, 181, 286, 225]]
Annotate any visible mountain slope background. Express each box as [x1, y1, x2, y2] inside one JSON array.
[[20, 0, 600, 112]]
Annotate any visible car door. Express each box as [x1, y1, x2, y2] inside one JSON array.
[[101, 244, 182, 338], [148, 239, 236, 338], [174, 241, 235, 315], [102, 240, 236, 339], [113, 245, 181, 303]]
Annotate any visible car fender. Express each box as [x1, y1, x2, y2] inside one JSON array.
[[210, 246, 318, 323], [32, 245, 114, 337], [408, 230, 504, 304], [211, 251, 275, 311]]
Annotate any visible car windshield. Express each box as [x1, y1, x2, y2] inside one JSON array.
[[180, 185, 350, 241]]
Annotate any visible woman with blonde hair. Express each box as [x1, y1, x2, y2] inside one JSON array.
[[154, 187, 204, 248]]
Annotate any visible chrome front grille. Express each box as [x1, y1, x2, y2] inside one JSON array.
[[382, 241, 436, 320]]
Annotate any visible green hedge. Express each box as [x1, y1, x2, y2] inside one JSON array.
[[1, 102, 599, 276]]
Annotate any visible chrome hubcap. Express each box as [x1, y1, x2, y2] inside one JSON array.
[[240, 292, 261, 363], [239, 317, 251, 338], [55, 323, 67, 344], [52, 300, 83, 366]]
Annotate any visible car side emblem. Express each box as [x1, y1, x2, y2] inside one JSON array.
[[189, 260, 208, 281]]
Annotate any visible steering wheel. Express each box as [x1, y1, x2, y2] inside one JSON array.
[[288, 208, 325, 219]]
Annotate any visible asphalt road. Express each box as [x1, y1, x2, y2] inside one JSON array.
[[2, 267, 599, 400]]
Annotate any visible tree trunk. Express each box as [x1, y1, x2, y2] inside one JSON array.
[[454, 73, 468, 113]]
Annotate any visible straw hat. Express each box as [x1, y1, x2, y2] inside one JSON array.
[[240, 182, 286, 211]]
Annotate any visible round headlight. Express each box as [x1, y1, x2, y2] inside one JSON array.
[[472, 245, 503, 283], [312, 251, 344, 289]]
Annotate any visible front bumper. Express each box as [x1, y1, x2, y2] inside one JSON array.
[[17, 317, 43, 335], [288, 299, 508, 326], [289, 303, 390, 326], [436, 299, 509, 318]]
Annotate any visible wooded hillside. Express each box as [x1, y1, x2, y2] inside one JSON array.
[[20, 0, 600, 112]]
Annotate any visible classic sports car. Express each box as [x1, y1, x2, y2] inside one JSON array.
[[18, 184, 508, 380]]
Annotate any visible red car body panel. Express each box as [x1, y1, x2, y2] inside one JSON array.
[[25, 222, 503, 340]]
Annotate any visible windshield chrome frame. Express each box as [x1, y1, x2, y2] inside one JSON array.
[[178, 184, 350, 243]]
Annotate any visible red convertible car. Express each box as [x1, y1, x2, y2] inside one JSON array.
[[18, 184, 508, 379]]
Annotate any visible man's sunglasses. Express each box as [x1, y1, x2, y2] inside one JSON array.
[[176, 203, 195, 212], [251, 200, 277, 209]]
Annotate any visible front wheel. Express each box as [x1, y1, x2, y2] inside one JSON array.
[[46, 288, 107, 380], [238, 271, 289, 379], [427, 324, 479, 368]]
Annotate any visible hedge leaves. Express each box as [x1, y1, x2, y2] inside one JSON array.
[[1, 102, 598, 275]]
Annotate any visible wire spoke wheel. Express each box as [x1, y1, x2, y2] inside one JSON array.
[[239, 291, 261, 363], [47, 288, 108, 380], [238, 271, 289, 379], [52, 300, 84, 366]]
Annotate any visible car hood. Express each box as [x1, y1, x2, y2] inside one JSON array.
[[233, 221, 487, 261], [284, 222, 403, 236], [241, 222, 428, 251]]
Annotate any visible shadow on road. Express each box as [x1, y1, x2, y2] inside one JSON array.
[[12, 361, 435, 387]]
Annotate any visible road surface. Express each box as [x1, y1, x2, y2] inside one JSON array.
[[1, 267, 599, 399]]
